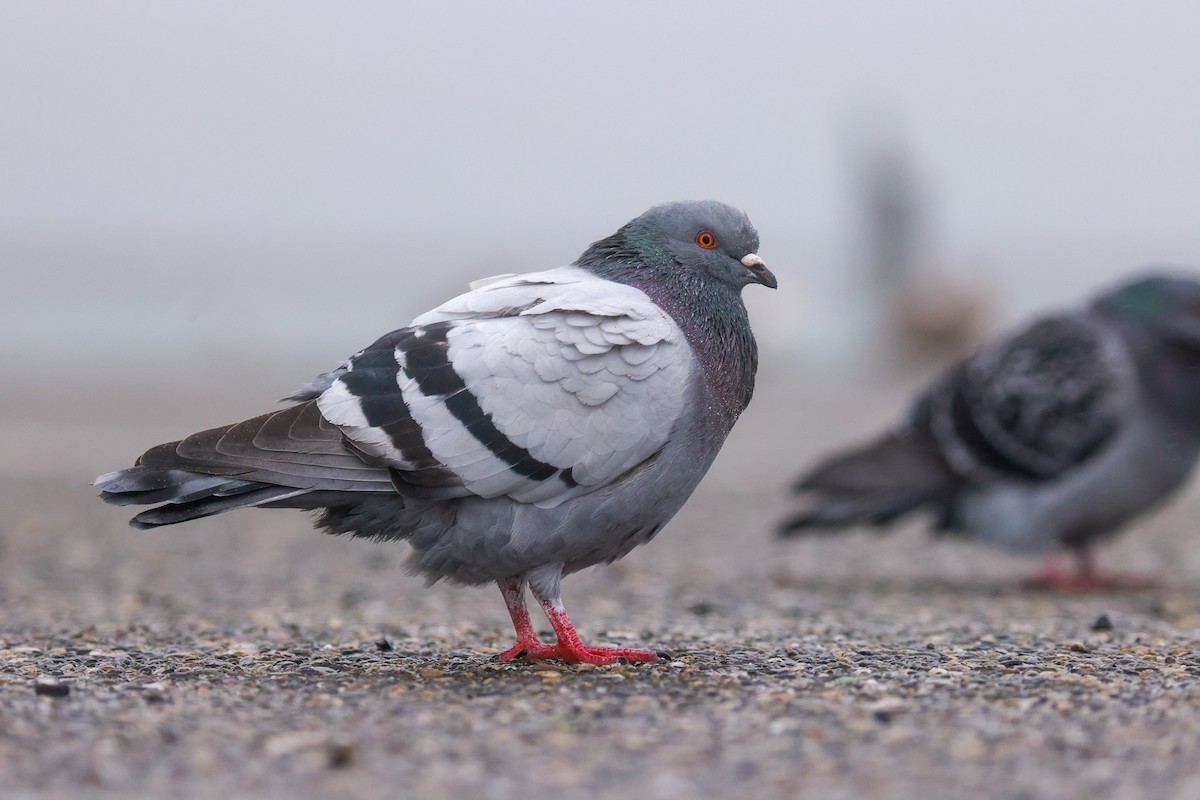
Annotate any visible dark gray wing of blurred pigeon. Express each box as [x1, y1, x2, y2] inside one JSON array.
[[97, 200, 776, 663], [780, 273, 1200, 589]]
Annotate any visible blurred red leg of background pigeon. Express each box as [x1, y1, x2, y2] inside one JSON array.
[[1022, 551, 1157, 592]]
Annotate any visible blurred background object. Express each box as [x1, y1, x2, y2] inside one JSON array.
[[4, 1, 1200, 389], [781, 273, 1200, 591], [843, 111, 987, 370]]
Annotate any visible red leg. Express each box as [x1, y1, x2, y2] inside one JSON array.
[[527, 583, 660, 666], [537, 601, 661, 665], [1022, 551, 1157, 592], [496, 579, 546, 662], [1021, 553, 1076, 590], [495, 577, 661, 665]]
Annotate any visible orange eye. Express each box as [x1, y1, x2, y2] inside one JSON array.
[[696, 230, 718, 249]]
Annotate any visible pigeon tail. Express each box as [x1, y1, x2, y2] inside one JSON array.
[[94, 400, 405, 529], [96, 464, 311, 529], [777, 430, 961, 537]]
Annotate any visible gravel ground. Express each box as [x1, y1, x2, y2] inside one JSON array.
[[3, 361, 1200, 799]]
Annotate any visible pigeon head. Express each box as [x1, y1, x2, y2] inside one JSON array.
[[576, 201, 777, 292], [1096, 272, 1200, 349]]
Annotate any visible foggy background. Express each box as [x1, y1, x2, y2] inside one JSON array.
[[2, 1, 1200, 484]]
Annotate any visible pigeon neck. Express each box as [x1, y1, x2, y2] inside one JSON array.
[[578, 251, 758, 430], [659, 281, 759, 432], [1121, 325, 1200, 425]]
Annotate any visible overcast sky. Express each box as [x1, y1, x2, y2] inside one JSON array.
[[4, 1, 1200, 368]]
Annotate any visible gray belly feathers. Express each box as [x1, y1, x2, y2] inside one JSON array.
[[334, 367, 724, 585], [963, 409, 1200, 553]]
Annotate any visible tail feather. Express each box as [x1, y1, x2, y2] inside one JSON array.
[[96, 467, 258, 507], [778, 430, 961, 538], [96, 400, 393, 529], [129, 484, 311, 529]]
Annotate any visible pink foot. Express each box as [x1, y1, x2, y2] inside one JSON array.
[[498, 640, 660, 665], [493, 579, 662, 666], [1022, 553, 1158, 592], [1022, 571, 1158, 592]]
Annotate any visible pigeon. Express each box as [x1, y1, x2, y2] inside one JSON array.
[[97, 201, 777, 664], [779, 272, 1200, 591]]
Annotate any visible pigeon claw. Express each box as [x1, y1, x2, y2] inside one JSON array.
[[499, 641, 659, 666], [1021, 571, 1158, 593], [497, 645, 532, 662], [495, 580, 660, 666], [1022, 553, 1158, 593]]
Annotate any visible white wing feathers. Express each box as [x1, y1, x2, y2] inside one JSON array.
[[317, 266, 692, 508]]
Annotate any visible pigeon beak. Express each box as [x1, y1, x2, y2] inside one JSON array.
[[741, 254, 778, 289]]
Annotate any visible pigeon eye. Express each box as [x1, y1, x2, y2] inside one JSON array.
[[696, 230, 718, 249]]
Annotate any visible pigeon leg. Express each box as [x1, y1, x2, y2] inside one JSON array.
[[496, 568, 660, 665], [525, 582, 660, 666], [1021, 553, 1077, 590], [1070, 548, 1158, 591], [496, 579, 548, 662], [1022, 551, 1157, 592]]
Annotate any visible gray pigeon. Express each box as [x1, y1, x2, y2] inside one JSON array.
[[780, 273, 1200, 590], [97, 201, 776, 664]]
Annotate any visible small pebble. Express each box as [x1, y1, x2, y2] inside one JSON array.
[[33, 679, 69, 698]]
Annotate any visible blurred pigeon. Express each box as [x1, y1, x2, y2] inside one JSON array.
[[97, 201, 776, 664], [779, 273, 1200, 590]]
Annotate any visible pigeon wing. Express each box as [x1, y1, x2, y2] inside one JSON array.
[[922, 314, 1126, 483], [316, 267, 692, 507]]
